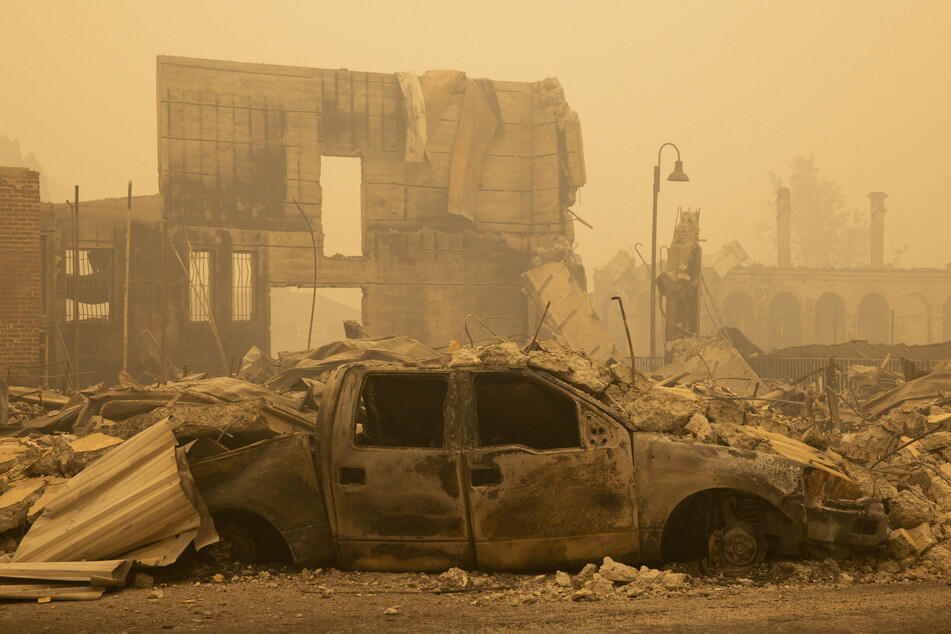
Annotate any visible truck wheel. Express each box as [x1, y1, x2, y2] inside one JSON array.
[[199, 522, 257, 566]]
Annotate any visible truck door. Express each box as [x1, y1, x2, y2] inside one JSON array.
[[328, 370, 473, 571], [462, 371, 638, 570]]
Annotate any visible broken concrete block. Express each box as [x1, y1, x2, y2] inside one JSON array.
[[577, 563, 598, 579], [478, 342, 528, 367], [527, 350, 571, 375], [0, 478, 47, 533], [926, 474, 951, 512], [447, 348, 482, 368], [535, 341, 613, 395], [920, 431, 951, 453], [925, 545, 951, 577], [889, 527, 919, 559], [583, 573, 614, 597], [888, 490, 935, 529], [570, 588, 596, 601], [888, 529, 921, 559], [685, 413, 716, 443], [554, 571, 571, 587], [907, 523, 936, 554], [710, 422, 761, 451], [637, 567, 664, 584], [437, 567, 468, 591], [661, 572, 687, 590], [623, 387, 702, 433], [599, 556, 639, 583]]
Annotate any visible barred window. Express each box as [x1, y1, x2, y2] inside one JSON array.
[[232, 251, 254, 321], [65, 248, 112, 321], [189, 250, 212, 322]]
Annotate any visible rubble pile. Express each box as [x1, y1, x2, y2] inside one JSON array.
[[452, 336, 951, 580], [3, 333, 951, 601]]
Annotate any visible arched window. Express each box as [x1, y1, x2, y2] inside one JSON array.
[[814, 293, 846, 345], [857, 293, 890, 344], [768, 292, 801, 349]]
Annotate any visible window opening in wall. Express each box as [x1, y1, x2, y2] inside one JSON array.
[[269, 286, 362, 353], [473, 373, 580, 450], [65, 248, 113, 321], [353, 374, 448, 448], [232, 251, 254, 320], [188, 250, 212, 322], [320, 156, 362, 256]]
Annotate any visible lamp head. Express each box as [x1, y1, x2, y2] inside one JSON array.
[[667, 160, 689, 182]]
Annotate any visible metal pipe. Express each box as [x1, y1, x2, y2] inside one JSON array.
[[293, 199, 319, 350], [611, 296, 635, 383]]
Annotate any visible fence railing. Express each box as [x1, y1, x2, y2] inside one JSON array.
[[747, 356, 939, 383]]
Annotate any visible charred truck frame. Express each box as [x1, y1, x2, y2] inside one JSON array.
[[189, 362, 887, 572]]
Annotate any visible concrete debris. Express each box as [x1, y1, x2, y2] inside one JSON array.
[[888, 490, 935, 529], [598, 556, 639, 583], [437, 567, 469, 592], [685, 413, 716, 443]]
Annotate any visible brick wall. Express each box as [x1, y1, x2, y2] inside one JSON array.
[[0, 166, 42, 384]]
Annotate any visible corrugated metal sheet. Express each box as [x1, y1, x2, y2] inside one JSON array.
[[13, 419, 217, 563], [0, 559, 132, 585]]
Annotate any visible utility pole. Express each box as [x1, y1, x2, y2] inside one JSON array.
[[160, 219, 168, 383], [72, 186, 80, 391], [123, 181, 132, 372]]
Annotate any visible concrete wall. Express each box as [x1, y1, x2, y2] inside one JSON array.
[[156, 56, 585, 349], [0, 167, 45, 384]]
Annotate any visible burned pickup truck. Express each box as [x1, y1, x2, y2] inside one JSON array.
[[188, 363, 888, 572]]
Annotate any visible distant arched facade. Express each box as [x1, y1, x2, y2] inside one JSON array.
[[857, 292, 890, 343], [814, 293, 846, 345], [768, 292, 801, 349], [723, 291, 755, 337], [899, 293, 931, 344]]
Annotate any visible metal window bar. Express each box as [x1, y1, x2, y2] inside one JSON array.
[[189, 250, 212, 322], [232, 252, 253, 321], [65, 249, 111, 321]]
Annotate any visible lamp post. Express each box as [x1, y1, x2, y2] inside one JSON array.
[[649, 142, 689, 359]]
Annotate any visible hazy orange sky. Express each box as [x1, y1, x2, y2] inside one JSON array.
[[3, 0, 950, 272]]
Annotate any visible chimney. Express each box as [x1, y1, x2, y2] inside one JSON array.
[[776, 187, 792, 267], [868, 192, 887, 269]]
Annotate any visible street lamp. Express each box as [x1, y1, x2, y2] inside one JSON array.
[[649, 142, 689, 359]]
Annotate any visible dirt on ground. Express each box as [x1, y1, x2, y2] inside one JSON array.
[[4, 559, 951, 632]]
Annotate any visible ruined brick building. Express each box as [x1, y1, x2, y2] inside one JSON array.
[[594, 189, 951, 359], [0, 56, 587, 386]]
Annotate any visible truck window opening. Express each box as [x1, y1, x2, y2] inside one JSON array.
[[354, 374, 448, 448], [473, 373, 580, 450]]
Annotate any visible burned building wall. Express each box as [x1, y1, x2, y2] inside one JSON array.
[[0, 167, 46, 385], [156, 56, 585, 352], [46, 194, 272, 383]]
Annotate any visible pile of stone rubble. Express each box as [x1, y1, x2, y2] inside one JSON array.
[[448, 338, 951, 579]]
